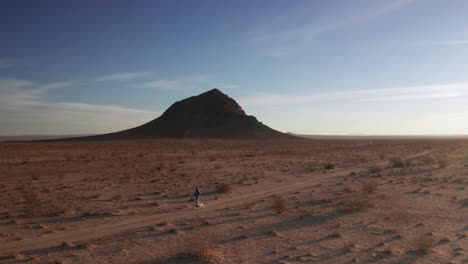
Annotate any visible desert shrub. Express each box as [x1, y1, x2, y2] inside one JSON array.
[[414, 234, 435, 254], [305, 164, 315, 173], [420, 155, 435, 165], [216, 183, 232, 193], [22, 187, 100, 217], [21, 188, 42, 217], [178, 231, 224, 264], [272, 195, 287, 214], [9, 251, 24, 260], [324, 163, 335, 170], [436, 156, 448, 168], [377, 153, 386, 160], [362, 180, 378, 194], [341, 192, 373, 212], [389, 156, 405, 168], [244, 152, 254, 158], [79, 240, 94, 250], [368, 164, 383, 173]]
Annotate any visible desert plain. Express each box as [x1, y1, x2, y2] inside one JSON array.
[[0, 138, 467, 263]]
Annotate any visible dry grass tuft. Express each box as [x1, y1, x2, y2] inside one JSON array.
[[178, 231, 225, 264], [269, 229, 279, 237], [414, 234, 435, 254], [368, 164, 383, 173], [272, 195, 287, 214], [61, 241, 75, 247], [361, 180, 378, 194], [420, 155, 435, 165], [79, 240, 94, 250], [324, 163, 335, 170], [389, 156, 405, 168], [112, 194, 122, 201], [436, 156, 448, 168], [341, 192, 373, 212], [22, 189, 42, 217], [10, 251, 25, 260]]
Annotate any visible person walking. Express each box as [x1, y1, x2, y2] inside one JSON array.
[[194, 187, 201, 207]]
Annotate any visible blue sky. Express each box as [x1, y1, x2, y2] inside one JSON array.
[[2, 0, 468, 135]]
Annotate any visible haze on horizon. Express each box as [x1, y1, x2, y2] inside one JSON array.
[[1, 0, 468, 136]]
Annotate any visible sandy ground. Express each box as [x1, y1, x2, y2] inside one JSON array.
[[0, 139, 466, 263]]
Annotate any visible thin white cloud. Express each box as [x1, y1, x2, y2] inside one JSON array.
[[0, 79, 159, 135], [97, 72, 149, 81], [428, 40, 468, 46], [250, 0, 414, 56], [145, 75, 208, 90], [0, 59, 14, 69], [240, 82, 468, 107]]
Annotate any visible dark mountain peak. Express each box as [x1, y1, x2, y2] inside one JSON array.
[[202, 88, 223, 95], [163, 88, 245, 117], [78, 89, 295, 140]]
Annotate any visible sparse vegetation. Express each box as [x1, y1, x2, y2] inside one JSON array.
[[414, 234, 435, 254], [216, 183, 232, 193], [436, 156, 448, 168], [272, 195, 287, 214], [341, 192, 373, 212], [368, 164, 383, 173], [9, 251, 24, 260], [389, 156, 405, 168], [420, 155, 435, 165], [79, 240, 94, 250], [361, 180, 378, 194], [0, 138, 461, 263], [22, 188, 42, 217], [61, 241, 74, 247], [324, 163, 335, 170], [177, 231, 225, 264]]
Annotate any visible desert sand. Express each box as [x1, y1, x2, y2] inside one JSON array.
[[0, 138, 466, 263]]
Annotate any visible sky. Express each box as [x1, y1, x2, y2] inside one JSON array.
[[2, 0, 468, 136]]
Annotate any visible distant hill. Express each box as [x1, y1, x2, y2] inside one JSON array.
[[74, 89, 294, 140], [287, 132, 468, 140], [0, 135, 93, 142]]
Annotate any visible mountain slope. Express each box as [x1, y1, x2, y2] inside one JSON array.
[[78, 89, 293, 140]]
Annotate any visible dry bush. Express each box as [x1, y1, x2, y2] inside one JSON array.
[[362, 180, 378, 194], [21, 187, 100, 218], [414, 234, 435, 254], [178, 231, 224, 264], [272, 195, 287, 214], [389, 156, 405, 168], [420, 155, 435, 165], [341, 192, 373, 212], [22, 188, 42, 217], [112, 194, 122, 201], [9, 251, 24, 260], [78, 240, 94, 250], [216, 183, 232, 193], [377, 153, 386, 160], [368, 164, 383, 173], [61, 241, 75, 247], [324, 163, 335, 170], [436, 156, 448, 168], [305, 164, 315, 173]]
